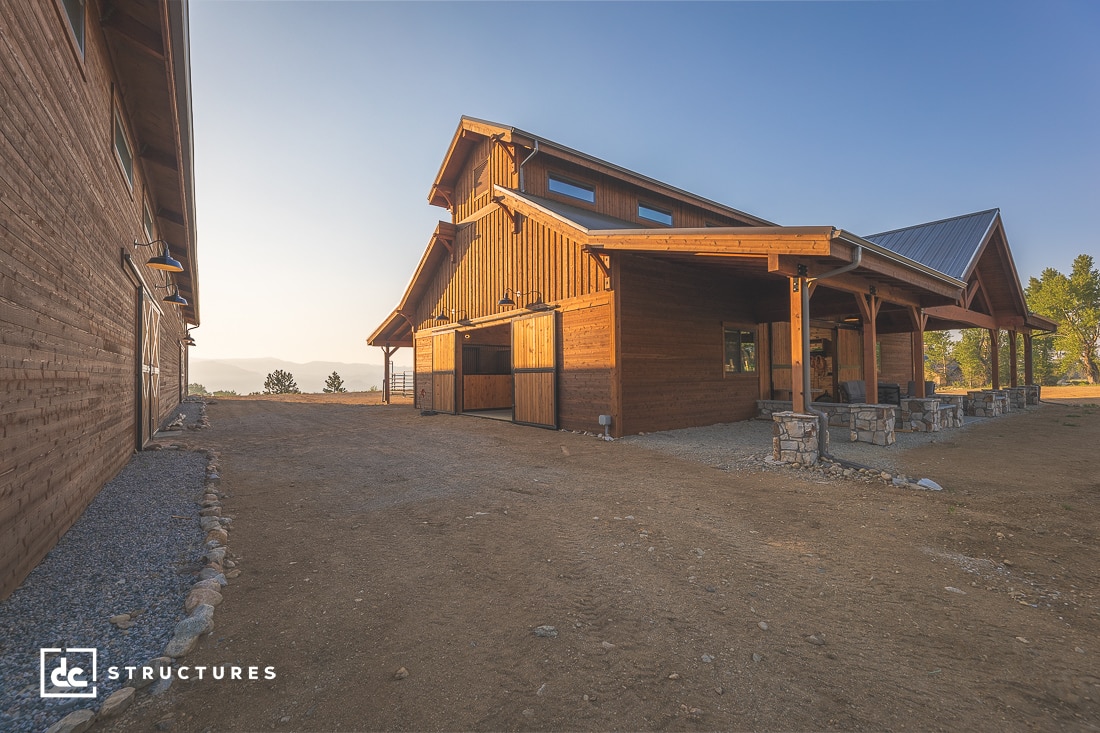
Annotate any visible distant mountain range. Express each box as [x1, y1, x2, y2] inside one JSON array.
[[190, 357, 413, 395]]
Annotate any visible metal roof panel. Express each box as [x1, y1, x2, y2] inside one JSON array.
[[864, 209, 999, 280]]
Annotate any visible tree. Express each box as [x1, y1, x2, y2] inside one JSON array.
[[954, 328, 990, 387], [1027, 254, 1100, 383], [264, 369, 300, 394], [323, 371, 347, 393], [923, 331, 956, 386], [188, 383, 209, 396]]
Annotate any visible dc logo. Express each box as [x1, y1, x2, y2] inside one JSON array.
[[40, 648, 97, 698]]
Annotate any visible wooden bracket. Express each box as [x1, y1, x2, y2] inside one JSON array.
[[492, 196, 523, 234], [582, 247, 614, 290], [490, 134, 518, 172], [434, 186, 455, 212], [397, 311, 416, 332]]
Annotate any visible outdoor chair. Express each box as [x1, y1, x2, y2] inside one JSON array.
[[839, 380, 866, 404], [878, 383, 902, 406]]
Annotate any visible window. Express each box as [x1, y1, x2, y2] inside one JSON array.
[[143, 200, 156, 242], [724, 327, 756, 374], [113, 110, 134, 187], [472, 161, 488, 199], [548, 174, 595, 203], [638, 202, 673, 226], [61, 0, 85, 56]]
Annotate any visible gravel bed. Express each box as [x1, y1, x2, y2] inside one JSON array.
[[622, 415, 990, 476], [0, 402, 207, 732]]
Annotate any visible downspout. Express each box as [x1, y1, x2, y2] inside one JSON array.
[[518, 140, 539, 193], [803, 244, 863, 462]]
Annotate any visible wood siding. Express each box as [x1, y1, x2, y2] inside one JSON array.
[[558, 294, 614, 433], [523, 156, 756, 229], [617, 256, 760, 434], [0, 2, 190, 598], [414, 333, 433, 409], [512, 311, 557, 428], [878, 332, 914, 387], [431, 331, 456, 413], [462, 375, 513, 410], [836, 328, 863, 384]]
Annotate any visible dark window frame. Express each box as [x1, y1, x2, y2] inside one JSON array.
[[723, 325, 757, 376], [638, 201, 674, 227], [547, 173, 596, 204]]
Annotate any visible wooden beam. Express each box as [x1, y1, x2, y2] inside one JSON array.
[[791, 276, 808, 413], [923, 304, 997, 330], [990, 328, 1000, 390], [581, 247, 613, 290], [855, 293, 881, 403], [908, 306, 927, 397], [100, 6, 165, 59], [1024, 333, 1034, 385], [156, 207, 185, 226], [1009, 330, 1018, 388], [139, 145, 178, 172]]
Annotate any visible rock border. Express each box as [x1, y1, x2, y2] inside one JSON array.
[[46, 400, 235, 733]]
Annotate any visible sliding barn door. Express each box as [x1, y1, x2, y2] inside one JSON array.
[[836, 327, 863, 384], [432, 330, 456, 414], [511, 311, 557, 428], [139, 291, 162, 446]]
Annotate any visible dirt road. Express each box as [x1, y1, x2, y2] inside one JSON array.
[[110, 395, 1099, 732]]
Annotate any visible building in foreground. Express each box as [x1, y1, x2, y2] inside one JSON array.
[[1, 0, 199, 598], [368, 118, 1052, 437]]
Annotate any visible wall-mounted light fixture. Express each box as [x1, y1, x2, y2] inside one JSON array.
[[134, 239, 184, 273], [497, 289, 543, 308], [182, 328, 197, 346], [155, 282, 188, 306], [434, 308, 469, 324]]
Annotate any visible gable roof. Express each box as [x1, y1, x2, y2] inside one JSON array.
[[864, 209, 999, 281], [430, 116, 776, 227]]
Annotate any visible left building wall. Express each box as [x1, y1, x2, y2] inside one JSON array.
[[0, 1, 193, 599]]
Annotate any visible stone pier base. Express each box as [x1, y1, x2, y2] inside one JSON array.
[[1025, 384, 1041, 405], [772, 411, 820, 465], [900, 397, 941, 432]]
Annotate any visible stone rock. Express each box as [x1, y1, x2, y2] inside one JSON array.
[[667, 672, 681, 680], [752, 653, 763, 663], [198, 507, 220, 517], [199, 516, 221, 532], [110, 613, 133, 629], [806, 634, 826, 646], [155, 717, 175, 731], [205, 528, 228, 546], [45, 709, 96, 733], [204, 547, 226, 565], [600, 641, 615, 650], [533, 625, 558, 637], [197, 569, 227, 584], [164, 604, 215, 658], [191, 578, 223, 592], [184, 587, 224, 613], [393, 667, 409, 680], [917, 478, 944, 491], [98, 686, 135, 719], [757, 621, 769, 631], [150, 675, 173, 696], [701, 654, 714, 663], [226, 569, 242, 579]]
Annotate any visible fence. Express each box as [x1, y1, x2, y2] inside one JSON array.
[[388, 369, 414, 398]]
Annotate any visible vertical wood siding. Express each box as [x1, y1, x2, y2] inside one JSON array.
[[0, 2, 188, 598], [617, 256, 760, 434], [512, 312, 557, 428], [414, 334, 433, 409], [878, 332, 914, 387]]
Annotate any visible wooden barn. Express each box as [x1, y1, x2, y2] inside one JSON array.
[[368, 117, 1052, 437], [1, 1, 198, 598]]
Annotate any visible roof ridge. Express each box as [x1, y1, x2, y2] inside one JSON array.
[[865, 208, 1000, 239]]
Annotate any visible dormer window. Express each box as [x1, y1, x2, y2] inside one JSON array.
[[638, 202, 673, 226], [548, 174, 595, 204]]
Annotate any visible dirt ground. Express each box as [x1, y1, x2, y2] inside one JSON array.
[[108, 388, 1099, 732]]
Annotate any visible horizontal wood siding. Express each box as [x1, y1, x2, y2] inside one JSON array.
[[618, 256, 760, 434], [558, 294, 613, 433], [0, 2, 188, 599]]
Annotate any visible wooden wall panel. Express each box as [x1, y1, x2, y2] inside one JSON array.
[[617, 256, 760, 434], [558, 295, 614, 433], [514, 372, 555, 427], [0, 2, 189, 599], [462, 375, 513, 410], [431, 331, 456, 413], [878, 332, 913, 387], [511, 312, 557, 428], [522, 156, 757, 230], [836, 328, 863, 384], [414, 334, 433, 410]]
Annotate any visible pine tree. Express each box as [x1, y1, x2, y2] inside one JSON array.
[[323, 371, 347, 393], [263, 369, 300, 394]]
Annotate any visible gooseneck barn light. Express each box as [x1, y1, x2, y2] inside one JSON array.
[[134, 238, 184, 273], [497, 289, 543, 308], [155, 282, 188, 307], [182, 328, 197, 346]]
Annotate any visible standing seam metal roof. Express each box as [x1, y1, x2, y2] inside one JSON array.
[[863, 209, 999, 281]]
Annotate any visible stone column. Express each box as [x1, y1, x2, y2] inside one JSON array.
[[772, 411, 819, 465]]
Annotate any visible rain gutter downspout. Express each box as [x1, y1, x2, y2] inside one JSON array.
[[518, 140, 539, 193], [803, 243, 863, 462]]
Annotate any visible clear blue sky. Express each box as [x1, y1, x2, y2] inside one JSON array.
[[188, 0, 1099, 365]]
